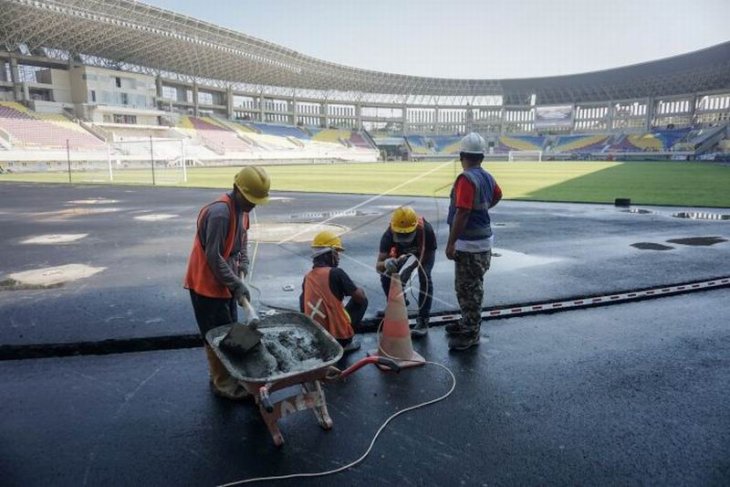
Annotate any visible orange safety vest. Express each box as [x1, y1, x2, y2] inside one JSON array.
[[389, 217, 426, 263], [302, 267, 354, 340], [184, 194, 249, 298]]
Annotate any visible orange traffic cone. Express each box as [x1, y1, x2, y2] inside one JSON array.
[[370, 273, 425, 369]]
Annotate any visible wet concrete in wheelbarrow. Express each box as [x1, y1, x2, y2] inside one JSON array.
[[215, 326, 334, 379]]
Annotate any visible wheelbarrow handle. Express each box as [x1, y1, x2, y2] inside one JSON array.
[[375, 356, 401, 373], [339, 355, 401, 379]]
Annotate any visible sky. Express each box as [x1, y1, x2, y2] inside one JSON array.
[[141, 0, 729, 79]]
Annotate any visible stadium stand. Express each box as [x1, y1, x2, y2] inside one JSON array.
[[306, 128, 377, 150], [246, 122, 310, 139], [176, 116, 253, 154], [309, 128, 351, 144], [606, 128, 691, 152], [673, 125, 727, 152], [550, 134, 609, 153], [404, 135, 461, 156], [496, 135, 546, 153], [0, 102, 105, 150], [653, 127, 692, 149], [404, 135, 433, 155], [430, 135, 462, 155], [349, 132, 375, 149]]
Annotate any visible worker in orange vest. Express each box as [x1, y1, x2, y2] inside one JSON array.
[[184, 166, 270, 400], [300, 230, 368, 353]]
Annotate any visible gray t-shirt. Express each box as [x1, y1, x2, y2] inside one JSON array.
[[197, 192, 249, 297]]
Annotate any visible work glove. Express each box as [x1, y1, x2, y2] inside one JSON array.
[[384, 257, 399, 275], [234, 280, 251, 306]]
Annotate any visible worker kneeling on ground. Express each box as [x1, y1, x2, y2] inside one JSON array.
[[300, 231, 368, 354], [375, 206, 437, 338], [184, 166, 270, 400]]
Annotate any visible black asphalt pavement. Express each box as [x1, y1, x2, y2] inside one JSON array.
[[2, 292, 728, 486], [1, 182, 729, 345], [1, 182, 729, 486]]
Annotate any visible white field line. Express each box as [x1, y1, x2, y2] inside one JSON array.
[[275, 160, 454, 245]]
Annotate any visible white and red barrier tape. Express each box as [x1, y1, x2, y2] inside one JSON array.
[[422, 277, 730, 325]]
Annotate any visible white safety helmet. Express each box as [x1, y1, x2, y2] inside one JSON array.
[[460, 132, 486, 155]]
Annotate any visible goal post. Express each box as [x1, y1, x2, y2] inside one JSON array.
[[108, 137, 188, 184], [508, 150, 543, 162]]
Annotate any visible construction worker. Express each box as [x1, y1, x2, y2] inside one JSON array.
[[184, 166, 270, 399], [445, 133, 502, 351], [300, 230, 368, 353], [375, 206, 437, 337]]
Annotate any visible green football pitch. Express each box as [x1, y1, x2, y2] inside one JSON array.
[[1, 160, 728, 207]]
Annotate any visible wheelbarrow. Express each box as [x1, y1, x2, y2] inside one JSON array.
[[206, 311, 399, 446]]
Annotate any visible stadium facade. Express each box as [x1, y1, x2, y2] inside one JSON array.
[[0, 0, 729, 165]]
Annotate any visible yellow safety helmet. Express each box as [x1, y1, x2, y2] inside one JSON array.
[[311, 230, 344, 253], [234, 166, 270, 204], [390, 206, 418, 234]]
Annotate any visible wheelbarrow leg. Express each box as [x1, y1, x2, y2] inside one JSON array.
[[303, 381, 333, 430], [257, 399, 285, 446]]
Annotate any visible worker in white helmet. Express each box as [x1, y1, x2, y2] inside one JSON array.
[[445, 133, 502, 351]]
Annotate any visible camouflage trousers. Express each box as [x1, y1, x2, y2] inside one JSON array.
[[454, 250, 492, 334]]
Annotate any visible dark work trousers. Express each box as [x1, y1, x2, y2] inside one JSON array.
[[189, 289, 238, 337], [345, 296, 368, 328], [380, 252, 435, 320]]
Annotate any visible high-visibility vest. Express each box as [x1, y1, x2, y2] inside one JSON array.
[[388, 216, 426, 263], [302, 267, 354, 340], [184, 194, 249, 298], [447, 167, 495, 241]]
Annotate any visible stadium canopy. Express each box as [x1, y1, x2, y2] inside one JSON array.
[[1, 0, 729, 103]]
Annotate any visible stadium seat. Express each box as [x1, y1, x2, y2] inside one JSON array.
[[0, 103, 105, 150]]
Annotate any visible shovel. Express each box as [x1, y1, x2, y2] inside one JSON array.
[[220, 296, 263, 355]]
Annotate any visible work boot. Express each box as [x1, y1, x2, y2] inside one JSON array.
[[411, 317, 429, 338], [448, 332, 480, 351], [445, 321, 468, 335], [339, 337, 361, 354], [204, 344, 252, 401]]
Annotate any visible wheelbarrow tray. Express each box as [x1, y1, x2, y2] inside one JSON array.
[[205, 310, 343, 386], [205, 311, 399, 446]]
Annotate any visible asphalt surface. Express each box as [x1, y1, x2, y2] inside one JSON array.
[[1, 182, 729, 345], [1, 181, 729, 486], [2, 292, 728, 486]]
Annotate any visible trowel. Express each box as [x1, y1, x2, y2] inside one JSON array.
[[220, 296, 263, 355]]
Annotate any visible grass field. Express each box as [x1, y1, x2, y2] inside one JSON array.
[[1, 160, 729, 207]]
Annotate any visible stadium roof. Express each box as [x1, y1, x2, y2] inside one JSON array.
[[1, 0, 729, 103]]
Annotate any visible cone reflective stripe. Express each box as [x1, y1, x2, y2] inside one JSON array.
[[371, 273, 424, 369]]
